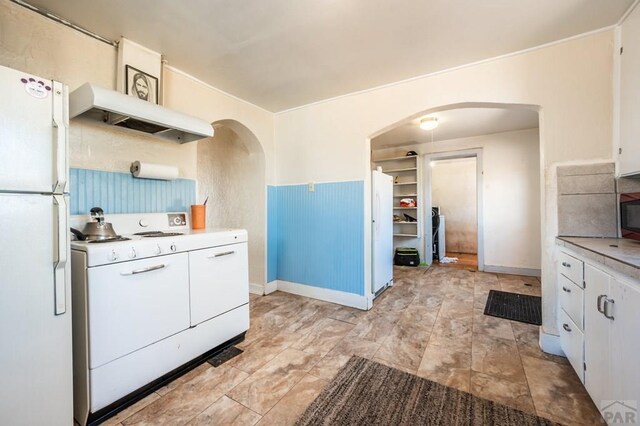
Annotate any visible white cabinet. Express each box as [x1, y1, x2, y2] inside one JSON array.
[[610, 279, 640, 402], [560, 251, 640, 412], [619, 3, 640, 176], [584, 264, 613, 406], [189, 242, 249, 326]]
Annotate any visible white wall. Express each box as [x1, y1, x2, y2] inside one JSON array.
[[431, 158, 477, 254], [375, 128, 541, 271], [276, 31, 614, 336]]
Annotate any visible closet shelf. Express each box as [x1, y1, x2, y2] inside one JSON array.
[[384, 167, 417, 173], [394, 233, 419, 237], [393, 194, 417, 197], [394, 182, 417, 186], [393, 207, 417, 210], [375, 155, 418, 162], [393, 221, 418, 225]]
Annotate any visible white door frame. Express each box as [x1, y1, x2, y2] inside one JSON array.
[[423, 148, 484, 271]]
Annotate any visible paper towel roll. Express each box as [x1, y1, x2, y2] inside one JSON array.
[[130, 161, 179, 180]]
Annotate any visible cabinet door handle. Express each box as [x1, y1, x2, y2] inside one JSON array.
[[562, 323, 572, 332], [562, 286, 571, 293], [209, 251, 235, 258], [120, 264, 166, 276], [597, 295, 607, 314], [562, 262, 571, 268], [603, 298, 615, 320]]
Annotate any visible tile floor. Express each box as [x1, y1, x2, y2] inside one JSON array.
[[105, 266, 604, 426]]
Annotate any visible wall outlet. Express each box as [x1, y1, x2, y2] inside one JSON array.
[[308, 182, 315, 192]]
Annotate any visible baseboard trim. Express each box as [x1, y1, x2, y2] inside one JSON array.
[[264, 280, 278, 295], [249, 283, 264, 295], [539, 329, 565, 357], [276, 280, 368, 310], [483, 265, 541, 277]]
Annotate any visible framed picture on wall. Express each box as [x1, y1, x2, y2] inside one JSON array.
[[125, 65, 158, 104]]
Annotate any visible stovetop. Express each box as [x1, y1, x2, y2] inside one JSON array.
[[134, 231, 184, 237], [70, 212, 247, 267]]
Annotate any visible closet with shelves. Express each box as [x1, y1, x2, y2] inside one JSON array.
[[374, 155, 422, 241]]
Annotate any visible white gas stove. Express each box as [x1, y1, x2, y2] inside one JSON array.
[[71, 212, 250, 426]]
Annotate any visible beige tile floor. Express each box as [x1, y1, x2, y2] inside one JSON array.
[[105, 266, 604, 426]]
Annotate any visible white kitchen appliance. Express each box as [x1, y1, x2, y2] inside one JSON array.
[[0, 65, 73, 425], [70, 212, 249, 425], [372, 169, 394, 294]]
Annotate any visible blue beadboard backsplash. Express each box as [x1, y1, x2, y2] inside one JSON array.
[[69, 168, 196, 215], [267, 181, 364, 296]]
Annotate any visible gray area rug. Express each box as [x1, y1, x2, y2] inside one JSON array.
[[296, 356, 561, 426]]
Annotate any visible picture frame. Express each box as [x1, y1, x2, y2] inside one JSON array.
[[125, 65, 158, 104]]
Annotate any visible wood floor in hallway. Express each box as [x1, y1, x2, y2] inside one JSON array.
[[103, 266, 603, 426]]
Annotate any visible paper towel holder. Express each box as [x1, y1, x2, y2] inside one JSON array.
[[130, 160, 179, 180]]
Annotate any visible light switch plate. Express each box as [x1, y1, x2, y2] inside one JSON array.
[[308, 182, 315, 192]]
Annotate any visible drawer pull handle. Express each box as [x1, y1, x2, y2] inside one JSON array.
[[561, 262, 571, 268], [562, 286, 571, 293], [120, 264, 166, 276], [597, 294, 607, 314], [562, 323, 572, 332], [209, 251, 235, 258], [603, 298, 615, 320]]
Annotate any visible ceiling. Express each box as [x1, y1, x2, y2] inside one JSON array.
[[23, 0, 634, 112], [371, 108, 540, 148]]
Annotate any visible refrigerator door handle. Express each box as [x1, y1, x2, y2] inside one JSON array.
[[53, 195, 68, 315], [52, 81, 68, 194]]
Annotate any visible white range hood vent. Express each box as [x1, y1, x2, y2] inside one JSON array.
[[69, 83, 214, 143]]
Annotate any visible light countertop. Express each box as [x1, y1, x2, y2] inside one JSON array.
[[556, 236, 640, 280]]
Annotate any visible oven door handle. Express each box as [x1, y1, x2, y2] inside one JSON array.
[[208, 251, 235, 258], [120, 264, 167, 276]]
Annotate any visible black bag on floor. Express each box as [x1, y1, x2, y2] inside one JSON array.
[[394, 248, 420, 267]]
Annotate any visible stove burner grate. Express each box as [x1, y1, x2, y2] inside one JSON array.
[[88, 237, 131, 244], [142, 232, 184, 237]]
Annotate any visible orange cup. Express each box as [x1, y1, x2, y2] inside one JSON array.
[[191, 205, 206, 230]]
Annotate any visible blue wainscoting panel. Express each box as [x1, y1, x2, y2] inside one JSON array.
[[69, 168, 196, 215], [276, 181, 364, 296], [267, 185, 279, 283]]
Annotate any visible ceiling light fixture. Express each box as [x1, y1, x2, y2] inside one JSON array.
[[420, 117, 438, 131]]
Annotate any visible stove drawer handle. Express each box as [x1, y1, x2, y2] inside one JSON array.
[[120, 264, 167, 276], [209, 251, 235, 258]]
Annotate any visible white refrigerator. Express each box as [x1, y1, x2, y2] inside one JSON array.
[[372, 170, 393, 294], [0, 65, 73, 425]]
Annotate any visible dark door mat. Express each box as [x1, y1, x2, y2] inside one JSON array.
[[296, 356, 560, 425], [484, 290, 542, 325], [206, 346, 243, 367]]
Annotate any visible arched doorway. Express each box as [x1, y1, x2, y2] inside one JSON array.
[[197, 119, 267, 289], [367, 102, 542, 294]]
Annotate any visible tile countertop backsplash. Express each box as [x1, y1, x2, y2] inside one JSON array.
[[557, 237, 640, 281]]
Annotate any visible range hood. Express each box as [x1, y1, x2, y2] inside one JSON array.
[[69, 83, 214, 143]]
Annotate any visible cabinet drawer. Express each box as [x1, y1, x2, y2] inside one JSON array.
[[558, 250, 584, 286], [189, 242, 249, 326], [558, 274, 584, 330], [559, 309, 584, 383]]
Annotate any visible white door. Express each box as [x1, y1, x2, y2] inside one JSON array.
[[189, 242, 249, 326], [610, 278, 640, 402], [87, 253, 190, 368], [0, 65, 67, 194], [0, 194, 73, 426], [584, 264, 612, 407], [372, 170, 393, 293]]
